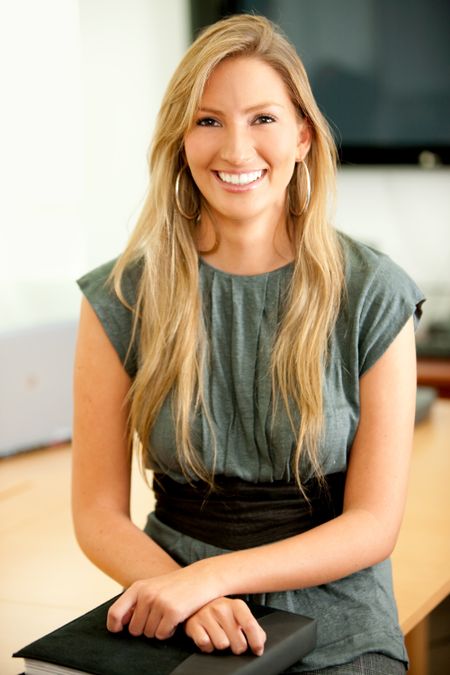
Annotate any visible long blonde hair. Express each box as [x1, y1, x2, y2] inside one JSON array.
[[113, 14, 344, 489]]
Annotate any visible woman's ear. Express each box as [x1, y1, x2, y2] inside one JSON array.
[[296, 118, 312, 162]]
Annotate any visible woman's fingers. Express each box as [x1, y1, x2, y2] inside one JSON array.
[[209, 602, 247, 654], [107, 582, 179, 639], [233, 599, 266, 656], [187, 618, 231, 652], [107, 583, 267, 655], [132, 604, 161, 638], [106, 587, 139, 632], [185, 598, 266, 656], [150, 609, 177, 640], [106, 563, 218, 640], [185, 622, 215, 653]]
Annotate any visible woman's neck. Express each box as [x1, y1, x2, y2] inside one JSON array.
[[196, 210, 293, 275], [202, 241, 293, 275]]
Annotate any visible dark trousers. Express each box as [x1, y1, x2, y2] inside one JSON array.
[[286, 652, 406, 674]]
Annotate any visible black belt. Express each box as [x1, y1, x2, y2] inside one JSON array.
[[153, 472, 345, 550]]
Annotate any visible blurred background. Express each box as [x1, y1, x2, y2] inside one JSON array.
[[0, 0, 190, 456], [1, 1, 449, 673], [0, 0, 449, 456]]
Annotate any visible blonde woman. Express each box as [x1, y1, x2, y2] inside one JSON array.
[[73, 14, 424, 674]]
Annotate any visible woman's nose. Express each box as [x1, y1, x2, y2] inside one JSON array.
[[219, 125, 255, 165]]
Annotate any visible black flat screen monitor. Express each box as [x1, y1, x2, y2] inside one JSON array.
[[190, 0, 450, 166]]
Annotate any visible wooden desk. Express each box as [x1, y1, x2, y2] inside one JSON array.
[[392, 399, 450, 674], [417, 357, 450, 398], [1, 401, 449, 675]]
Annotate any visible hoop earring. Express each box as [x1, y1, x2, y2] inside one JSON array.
[[197, 203, 220, 255], [289, 160, 311, 217], [197, 234, 220, 256], [174, 166, 199, 220]]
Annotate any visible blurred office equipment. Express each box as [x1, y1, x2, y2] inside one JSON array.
[[0, 321, 77, 457], [191, 0, 450, 165]]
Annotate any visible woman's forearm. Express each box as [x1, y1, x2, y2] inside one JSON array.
[[80, 503, 392, 597], [200, 508, 394, 598], [105, 505, 396, 640], [199, 323, 416, 600], [73, 507, 180, 587]]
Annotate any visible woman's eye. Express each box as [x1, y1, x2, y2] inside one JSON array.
[[254, 114, 276, 125], [196, 117, 220, 127]]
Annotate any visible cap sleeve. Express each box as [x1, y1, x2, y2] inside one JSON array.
[[77, 258, 140, 378], [358, 254, 425, 375]]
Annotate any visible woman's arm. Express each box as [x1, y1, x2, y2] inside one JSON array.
[[72, 298, 180, 585], [73, 298, 266, 654], [107, 317, 417, 636], [211, 315, 417, 593]]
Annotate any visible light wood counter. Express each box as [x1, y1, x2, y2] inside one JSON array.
[[392, 399, 450, 633], [0, 446, 152, 675], [392, 399, 450, 674], [1, 400, 449, 675], [417, 357, 450, 398]]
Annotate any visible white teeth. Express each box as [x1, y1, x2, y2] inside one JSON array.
[[217, 170, 263, 185]]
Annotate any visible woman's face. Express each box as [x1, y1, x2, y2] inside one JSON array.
[[184, 56, 311, 229]]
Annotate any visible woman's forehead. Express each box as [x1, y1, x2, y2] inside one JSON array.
[[198, 56, 294, 108]]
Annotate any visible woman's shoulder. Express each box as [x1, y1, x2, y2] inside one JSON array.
[[338, 231, 398, 278], [78, 256, 116, 280], [77, 256, 142, 305], [335, 232, 425, 375], [337, 231, 422, 302], [76, 255, 143, 378]]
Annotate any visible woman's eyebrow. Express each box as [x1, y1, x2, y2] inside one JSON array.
[[197, 102, 286, 115]]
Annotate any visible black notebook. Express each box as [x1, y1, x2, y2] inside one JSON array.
[[13, 595, 316, 675]]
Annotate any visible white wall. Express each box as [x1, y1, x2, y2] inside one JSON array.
[[0, 0, 189, 332], [78, 0, 190, 269], [336, 167, 450, 325]]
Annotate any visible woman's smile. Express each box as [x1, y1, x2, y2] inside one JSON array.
[[213, 168, 267, 190]]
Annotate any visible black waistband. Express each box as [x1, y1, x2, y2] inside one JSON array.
[[153, 472, 345, 550]]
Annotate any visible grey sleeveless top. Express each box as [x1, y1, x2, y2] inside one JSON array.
[[77, 233, 424, 671]]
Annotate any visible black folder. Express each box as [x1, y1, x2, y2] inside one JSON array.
[[14, 595, 316, 675]]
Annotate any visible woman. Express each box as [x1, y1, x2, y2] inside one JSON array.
[[72, 14, 424, 673]]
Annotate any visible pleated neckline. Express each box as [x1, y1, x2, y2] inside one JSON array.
[[199, 257, 294, 281]]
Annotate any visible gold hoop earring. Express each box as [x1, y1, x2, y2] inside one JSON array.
[[197, 203, 221, 255], [197, 234, 220, 256], [289, 160, 311, 217], [174, 166, 199, 220]]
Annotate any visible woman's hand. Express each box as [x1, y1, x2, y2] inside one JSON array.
[[106, 562, 221, 639], [185, 597, 266, 656]]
